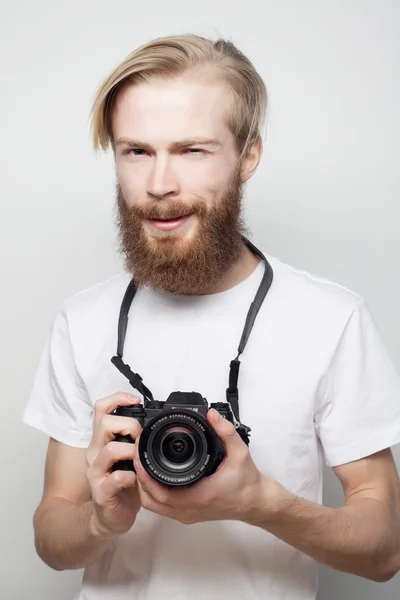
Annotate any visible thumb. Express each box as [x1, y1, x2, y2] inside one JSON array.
[[207, 409, 246, 456]]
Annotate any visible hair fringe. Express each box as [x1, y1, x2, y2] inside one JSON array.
[[89, 33, 268, 159]]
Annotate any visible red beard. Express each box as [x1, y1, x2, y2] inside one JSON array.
[[116, 170, 249, 295]]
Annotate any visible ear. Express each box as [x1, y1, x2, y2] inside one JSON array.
[[240, 138, 263, 183]]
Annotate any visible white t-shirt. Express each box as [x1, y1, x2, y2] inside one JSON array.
[[22, 252, 400, 600]]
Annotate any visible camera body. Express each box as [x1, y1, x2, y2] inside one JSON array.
[[113, 391, 250, 487]]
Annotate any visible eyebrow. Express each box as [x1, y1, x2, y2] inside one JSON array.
[[114, 137, 221, 151]]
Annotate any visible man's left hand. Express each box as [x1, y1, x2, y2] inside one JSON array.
[[133, 408, 269, 525]]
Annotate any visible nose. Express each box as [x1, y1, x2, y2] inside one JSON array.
[[147, 155, 180, 200]]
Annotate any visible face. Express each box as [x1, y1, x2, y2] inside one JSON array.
[[112, 74, 259, 294]]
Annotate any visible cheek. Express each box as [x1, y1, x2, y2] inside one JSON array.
[[179, 160, 233, 201], [116, 161, 148, 205]]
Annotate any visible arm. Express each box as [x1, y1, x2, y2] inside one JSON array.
[[33, 439, 112, 571], [33, 392, 143, 571], [132, 409, 400, 583], [250, 448, 400, 582]]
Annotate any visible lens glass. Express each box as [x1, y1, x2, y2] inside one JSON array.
[[151, 424, 204, 472], [161, 427, 195, 466]]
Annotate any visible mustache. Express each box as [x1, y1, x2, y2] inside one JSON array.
[[127, 199, 208, 221]]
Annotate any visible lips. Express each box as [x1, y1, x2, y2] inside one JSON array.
[[149, 213, 191, 221], [148, 215, 192, 231]]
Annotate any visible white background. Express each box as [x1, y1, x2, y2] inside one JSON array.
[[0, 1, 399, 598]]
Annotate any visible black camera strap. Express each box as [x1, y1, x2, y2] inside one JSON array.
[[111, 237, 273, 422]]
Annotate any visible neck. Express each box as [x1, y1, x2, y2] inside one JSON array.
[[204, 241, 260, 295]]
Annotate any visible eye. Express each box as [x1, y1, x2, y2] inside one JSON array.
[[133, 148, 146, 155], [123, 148, 146, 156], [185, 148, 204, 155]]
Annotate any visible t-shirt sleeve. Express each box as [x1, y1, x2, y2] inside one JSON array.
[[22, 305, 93, 448], [314, 299, 400, 467]]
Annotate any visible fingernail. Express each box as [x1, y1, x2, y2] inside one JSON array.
[[126, 394, 140, 402]]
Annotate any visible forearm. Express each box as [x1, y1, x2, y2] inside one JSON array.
[[249, 477, 399, 582], [34, 497, 114, 571]]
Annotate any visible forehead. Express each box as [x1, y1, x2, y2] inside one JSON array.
[[111, 76, 234, 144]]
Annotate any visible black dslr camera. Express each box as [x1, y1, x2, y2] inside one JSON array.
[[113, 391, 251, 487]]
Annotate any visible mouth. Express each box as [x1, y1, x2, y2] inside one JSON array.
[[147, 214, 193, 231]]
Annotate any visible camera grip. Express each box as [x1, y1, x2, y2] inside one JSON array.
[[112, 404, 146, 472], [112, 433, 136, 472]]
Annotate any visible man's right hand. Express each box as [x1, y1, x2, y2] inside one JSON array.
[[86, 392, 143, 538]]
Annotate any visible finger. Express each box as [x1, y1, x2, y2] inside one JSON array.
[[138, 484, 193, 523], [132, 434, 141, 460], [138, 485, 167, 515], [90, 441, 137, 478], [134, 455, 156, 493], [87, 414, 142, 467], [134, 457, 172, 504], [92, 414, 143, 450], [207, 409, 248, 458], [95, 469, 137, 504], [94, 392, 141, 427]]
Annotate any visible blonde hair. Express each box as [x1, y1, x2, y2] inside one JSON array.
[[90, 34, 268, 159]]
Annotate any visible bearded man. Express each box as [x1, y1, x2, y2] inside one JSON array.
[[23, 34, 400, 600]]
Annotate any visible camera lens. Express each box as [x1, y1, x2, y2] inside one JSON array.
[[161, 427, 196, 466], [138, 409, 223, 486]]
